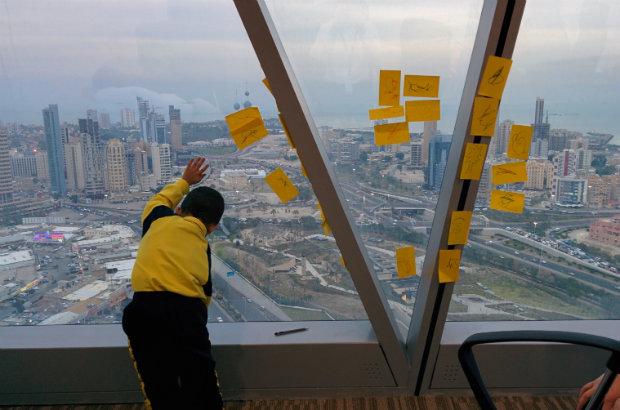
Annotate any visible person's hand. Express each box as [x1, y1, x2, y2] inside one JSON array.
[[182, 157, 209, 186], [578, 374, 620, 410]]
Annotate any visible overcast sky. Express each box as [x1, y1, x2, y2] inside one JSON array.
[[0, 0, 618, 137]]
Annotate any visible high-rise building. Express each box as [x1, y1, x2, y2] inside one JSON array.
[[422, 121, 437, 164], [524, 159, 553, 190], [11, 156, 37, 177], [549, 129, 582, 152], [87, 109, 98, 122], [121, 108, 136, 128], [137, 97, 150, 141], [59, 122, 70, 178], [0, 131, 13, 205], [530, 138, 549, 158], [497, 120, 514, 155], [105, 139, 128, 195], [6, 123, 19, 134], [35, 151, 49, 180], [428, 133, 451, 190], [169, 105, 183, 150], [151, 143, 171, 183], [576, 148, 592, 170], [532, 98, 550, 141], [332, 139, 359, 162], [153, 113, 166, 144], [42, 104, 67, 196], [551, 149, 577, 195], [410, 141, 423, 170], [65, 139, 85, 190], [478, 163, 493, 202], [555, 177, 587, 205], [99, 113, 111, 129], [78, 119, 105, 198]]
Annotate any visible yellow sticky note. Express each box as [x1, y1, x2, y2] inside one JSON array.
[[263, 78, 273, 96], [225, 107, 262, 132], [278, 113, 295, 149], [317, 203, 321, 210], [478, 56, 513, 99], [230, 117, 263, 134], [405, 100, 441, 122], [396, 246, 416, 279], [506, 125, 534, 160], [438, 249, 461, 283], [492, 161, 527, 185], [448, 211, 472, 245], [403, 75, 440, 98], [341, 255, 345, 266], [379, 70, 401, 106], [471, 97, 499, 136], [230, 124, 269, 150], [490, 190, 525, 214], [321, 220, 331, 236], [460, 143, 488, 180], [264, 168, 299, 204], [301, 163, 308, 178], [374, 122, 410, 146], [369, 105, 405, 121]]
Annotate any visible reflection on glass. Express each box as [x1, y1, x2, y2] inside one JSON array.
[[265, 0, 483, 337], [0, 0, 370, 326], [449, 0, 620, 322]]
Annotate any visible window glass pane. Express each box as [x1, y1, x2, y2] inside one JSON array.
[[265, 0, 483, 337], [0, 0, 367, 325], [449, 0, 620, 322]]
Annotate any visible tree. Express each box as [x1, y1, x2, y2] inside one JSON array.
[[397, 165, 403, 173], [359, 152, 368, 162], [271, 209, 277, 216], [52, 192, 60, 200], [246, 208, 253, 215], [383, 155, 392, 162], [69, 195, 78, 204], [297, 186, 314, 201], [395, 152, 404, 160], [293, 210, 299, 216]]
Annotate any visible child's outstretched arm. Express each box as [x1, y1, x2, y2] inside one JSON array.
[[141, 158, 210, 224]]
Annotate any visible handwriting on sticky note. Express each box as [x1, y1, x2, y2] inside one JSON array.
[[506, 125, 534, 160], [379, 70, 401, 106], [405, 100, 441, 122], [369, 105, 405, 121], [403, 75, 440, 98], [448, 211, 472, 245], [490, 190, 525, 214], [225, 107, 262, 132], [438, 249, 461, 283], [396, 246, 416, 279], [471, 97, 499, 136], [278, 114, 295, 149], [478, 56, 513, 99], [265, 168, 299, 204], [374, 122, 410, 146], [460, 143, 488, 180], [492, 161, 527, 185], [230, 117, 263, 134], [230, 124, 269, 150], [263, 78, 273, 96]]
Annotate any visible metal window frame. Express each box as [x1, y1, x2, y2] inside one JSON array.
[[406, 0, 527, 394]]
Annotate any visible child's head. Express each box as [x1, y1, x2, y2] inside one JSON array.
[[179, 187, 225, 234]]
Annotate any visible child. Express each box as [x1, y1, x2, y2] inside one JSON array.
[[122, 157, 225, 409]]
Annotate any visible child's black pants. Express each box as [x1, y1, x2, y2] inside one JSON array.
[[123, 291, 223, 410]]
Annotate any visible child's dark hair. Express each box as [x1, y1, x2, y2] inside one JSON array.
[[180, 187, 225, 228]]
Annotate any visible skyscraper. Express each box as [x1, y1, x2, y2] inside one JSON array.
[[152, 113, 166, 144], [410, 141, 423, 170], [0, 130, 14, 205], [42, 104, 67, 196], [59, 122, 70, 178], [87, 109, 98, 122], [151, 143, 171, 183], [78, 119, 105, 198], [422, 121, 437, 164], [105, 139, 128, 195], [65, 139, 85, 190], [533, 97, 550, 141], [498, 119, 514, 155], [99, 113, 111, 129], [121, 109, 136, 128], [169, 105, 183, 150], [137, 97, 150, 141], [428, 133, 452, 190]]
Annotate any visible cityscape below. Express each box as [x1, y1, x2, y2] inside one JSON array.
[[1, 94, 620, 334]]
